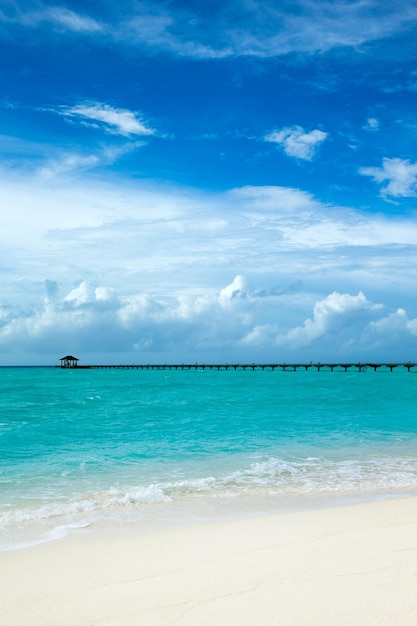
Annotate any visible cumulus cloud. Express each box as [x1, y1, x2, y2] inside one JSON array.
[[60, 102, 155, 137], [360, 157, 417, 198], [365, 308, 417, 338], [0, 277, 253, 359], [219, 275, 248, 307], [1, 275, 417, 364], [264, 126, 328, 161], [275, 291, 382, 348], [241, 324, 279, 347], [64, 282, 117, 308], [0, 275, 289, 358]]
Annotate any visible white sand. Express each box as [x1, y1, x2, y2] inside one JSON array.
[[2, 497, 417, 625]]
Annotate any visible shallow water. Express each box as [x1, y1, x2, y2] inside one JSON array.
[[1, 367, 417, 550]]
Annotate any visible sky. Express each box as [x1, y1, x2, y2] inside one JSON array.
[[1, 0, 417, 365]]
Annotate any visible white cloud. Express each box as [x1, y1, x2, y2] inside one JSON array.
[[264, 126, 328, 161], [117, 1, 417, 58], [60, 102, 155, 137], [364, 117, 379, 131], [2, 278, 417, 365], [230, 185, 322, 212], [275, 291, 382, 348], [3, 175, 417, 298], [2, 169, 417, 362], [365, 308, 417, 338], [38, 153, 100, 179], [360, 157, 417, 198], [43, 7, 103, 33], [37, 142, 145, 178], [3, 1, 416, 58], [64, 282, 117, 308], [0, 277, 254, 360], [219, 275, 248, 307], [241, 324, 279, 347], [0, 3, 103, 33]]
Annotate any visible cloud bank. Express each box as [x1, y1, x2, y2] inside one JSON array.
[[2, 277, 417, 365], [1, 171, 417, 364]]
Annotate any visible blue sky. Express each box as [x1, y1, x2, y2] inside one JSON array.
[[2, 0, 417, 364]]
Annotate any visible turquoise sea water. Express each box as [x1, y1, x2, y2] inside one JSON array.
[[1, 366, 417, 550]]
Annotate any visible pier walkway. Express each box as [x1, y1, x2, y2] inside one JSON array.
[[57, 362, 417, 372]]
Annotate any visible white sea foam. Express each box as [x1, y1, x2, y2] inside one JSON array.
[[220, 456, 417, 494], [0, 520, 92, 553], [2, 455, 417, 530], [0, 488, 167, 524]]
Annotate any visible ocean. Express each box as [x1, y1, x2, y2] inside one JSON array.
[[1, 366, 417, 551]]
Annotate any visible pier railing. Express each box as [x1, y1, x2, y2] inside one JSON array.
[[56, 362, 417, 372]]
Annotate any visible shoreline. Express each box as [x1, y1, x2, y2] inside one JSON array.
[[2, 496, 417, 625], [3, 487, 417, 555]]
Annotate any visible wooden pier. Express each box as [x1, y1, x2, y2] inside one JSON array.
[[57, 360, 417, 372]]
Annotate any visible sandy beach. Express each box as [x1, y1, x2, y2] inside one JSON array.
[[1, 497, 417, 625]]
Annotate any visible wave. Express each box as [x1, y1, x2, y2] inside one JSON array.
[[2, 454, 417, 526]]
